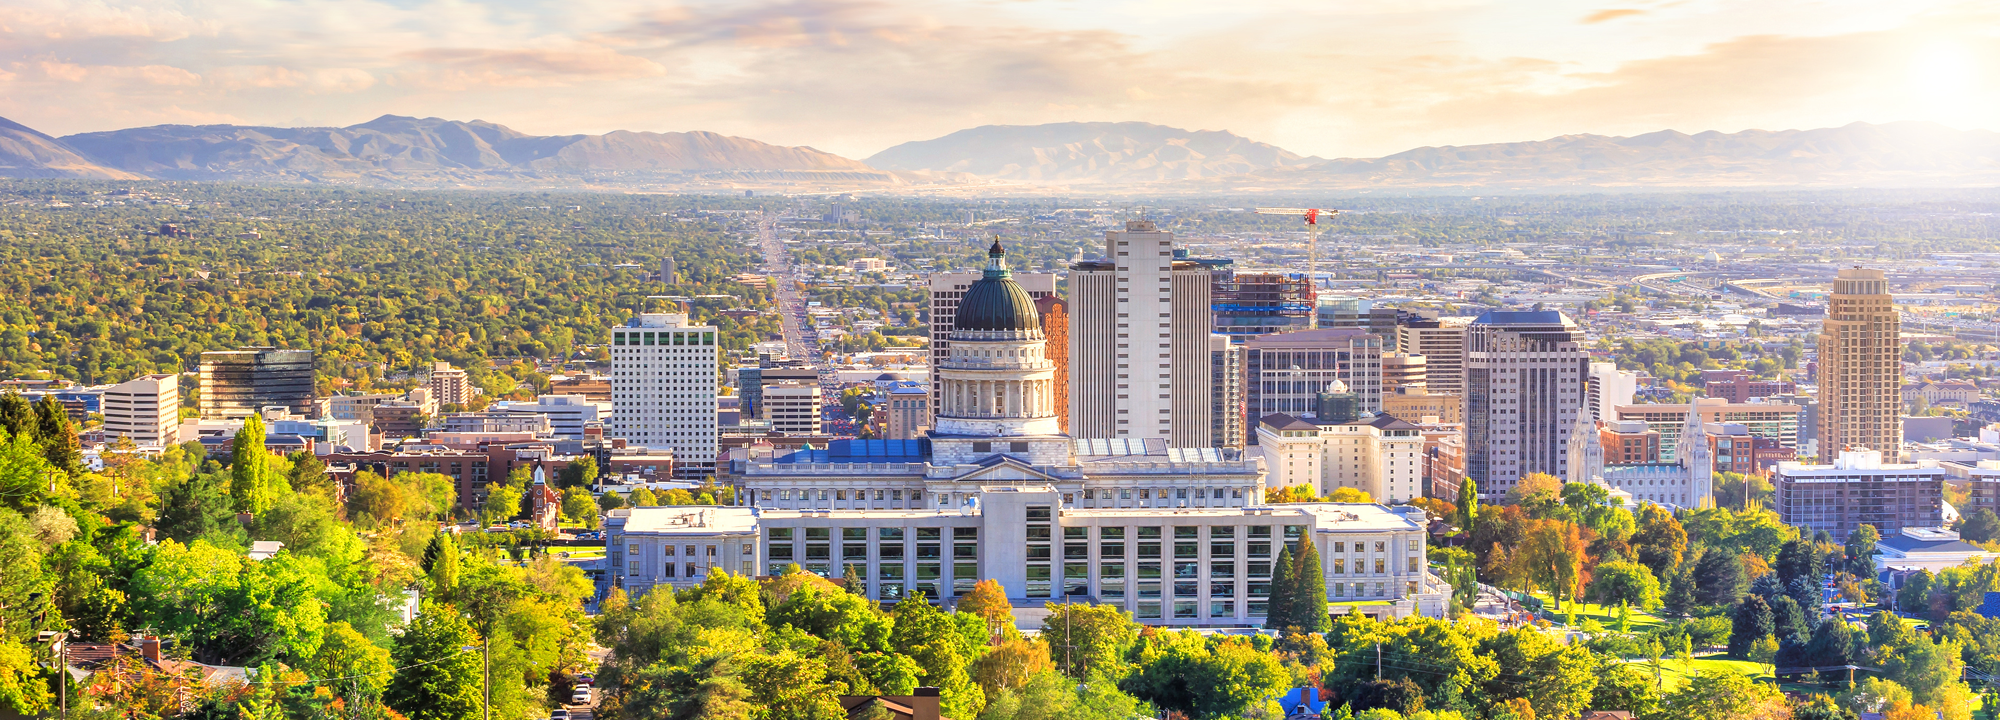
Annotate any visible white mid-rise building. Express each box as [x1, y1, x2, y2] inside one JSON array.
[[102, 374, 180, 447], [1255, 412, 1426, 502], [762, 382, 823, 435], [610, 313, 720, 479], [427, 362, 473, 407], [1587, 362, 1637, 422], [496, 394, 599, 439]]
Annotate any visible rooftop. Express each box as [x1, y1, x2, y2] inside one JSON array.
[[609, 506, 760, 534]]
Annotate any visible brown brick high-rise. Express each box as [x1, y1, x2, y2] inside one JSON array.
[[1818, 267, 1901, 462], [1036, 294, 1070, 434]]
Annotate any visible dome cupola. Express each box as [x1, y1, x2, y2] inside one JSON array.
[[953, 240, 1041, 334]]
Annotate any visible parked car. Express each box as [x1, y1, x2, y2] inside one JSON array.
[[549, 710, 570, 720], [570, 687, 591, 705], [484, 526, 509, 534], [575, 673, 594, 686]]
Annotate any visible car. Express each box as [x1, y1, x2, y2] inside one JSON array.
[[570, 687, 591, 704], [575, 673, 594, 686], [549, 710, 570, 720]]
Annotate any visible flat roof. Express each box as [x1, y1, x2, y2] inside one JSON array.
[[612, 506, 759, 534]]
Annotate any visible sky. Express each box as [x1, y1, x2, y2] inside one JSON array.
[[4, 0, 1999, 160]]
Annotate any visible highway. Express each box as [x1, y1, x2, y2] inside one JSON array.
[[759, 213, 819, 364]]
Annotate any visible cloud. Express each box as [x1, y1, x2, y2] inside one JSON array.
[[1581, 8, 1646, 24], [21, 59, 201, 85], [0, 0, 204, 40]]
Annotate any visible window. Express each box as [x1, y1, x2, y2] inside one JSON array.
[[879, 528, 904, 541], [1101, 527, 1125, 540]]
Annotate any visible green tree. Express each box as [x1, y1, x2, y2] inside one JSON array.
[[1041, 602, 1139, 679], [32, 395, 82, 477], [1728, 595, 1774, 660], [484, 481, 524, 526], [1586, 560, 1663, 611], [1881, 635, 1966, 707], [1658, 670, 1790, 719], [598, 489, 627, 512], [1958, 508, 2000, 543], [130, 538, 327, 666], [739, 650, 847, 720], [1693, 549, 1747, 607], [1122, 631, 1287, 720], [155, 468, 237, 543], [769, 583, 892, 653], [889, 594, 982, 719], [557, 456, 598, 490], [0, 640, 53, 716], [385, 604, 484, 720], [1479, 627, 1599, 720], [1631, 503, 1688, 577], [1291, 537, 1330, 633], [1845, 525, 1882, 575], [1897, 570, 1934, 615], [306, 621, 394, 705], [231, 414, 273, 515], [629, 486, 658, 507], [422, 532, 461, 595], [975, 669, 1150, 720], [1456, 478, 1479, 534], [1267, 545, 1296, 631]]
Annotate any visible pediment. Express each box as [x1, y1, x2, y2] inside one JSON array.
[[939, 456, 1060, 484]]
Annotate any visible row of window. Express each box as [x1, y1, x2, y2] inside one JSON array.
[[613, 331, 717, 346]]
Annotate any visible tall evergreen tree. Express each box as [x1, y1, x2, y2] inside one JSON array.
[[32, 395, 82, 476], [1266, 545, 1296, 631], [0, 394, 32, 440], [1728, 595, 1774, 659], [1293, 538, 1330, 633], [230, 414, 271, 515], [1457, 479, 1479, 534], [422, 533, 459, 597]]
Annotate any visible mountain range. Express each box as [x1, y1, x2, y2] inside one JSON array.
[[5, 114, 2000, 190]]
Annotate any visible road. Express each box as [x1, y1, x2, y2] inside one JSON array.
[[759, 213, 819, 364]]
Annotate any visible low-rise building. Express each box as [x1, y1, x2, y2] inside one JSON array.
[[1771, 450, 1947, 537], [1873, 526, 1999, 573], [101, 374, 180, 447], [1599, 420, 1660, 464], [1255, 412, 1426, 503], [604, 490, 1448, 625]]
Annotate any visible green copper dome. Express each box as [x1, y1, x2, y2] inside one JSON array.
[[954, 240, 1040, 333]]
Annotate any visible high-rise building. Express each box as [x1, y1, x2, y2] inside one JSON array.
[[1067, 221, 1214, 446], [1209, 335, 1245, 450], [740, 364, 816, 419], [102, 374, 180, 447], [1211, 271, 1314, 340], [882, 384, 930, 440], [1819, 267, 1903, 461], [1381, 352, 1426, 391], [1035, 295, 1070, 434], [1396, 318, 1470, 396], [762, 382, 823, 435], [929, 269, 1055, 421], [1464, 311, 1588, 498], [198, 348, 315, 419], [427, 362, 472, 408], [1242, 328, 1384, 442], [660, 256, 677, 284], [1587, 363, 1637, 422], [610, 313, 720, 479]]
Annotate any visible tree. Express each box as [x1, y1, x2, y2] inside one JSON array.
[[1658, 670, 1791, 720], [560, 486, 598, 527], [306, 621, 394, 706], [130, 538, 326, 666], [1291, 536, 1330, 633], [1479, 627, 1599, 720], [1845, 525, 1882, 575], [1122, 632, 1287, 720], [1693, 549, 1748, 607], [976, 669, 1149, 720], [1881, 636, 1966, 707], [1662, 553, 1701, 617], [629, 486, 658, 507], [1457, 478, 1480, 534], [1509, 472, 1563, 509], [1959, 508, 2000, 543], [1042, 602, 1138, 679], [484, 481, 524, 526], [1897, 570, 1933, 615], [738, 650, 847, 720], [1586, 560, 1663, 611], [599, 489, 626, 512], [1729, 595, 1774, 659], [385, 604, 484, 720], [971, 637, 1052, 698], [1805, 618, 1854, 678], [1521, 520, 1590, 610], [957, 579, 1013, 641], [1267, 545, 1296, 631], [32, 395, 82, 477], [1329, 487, 1374, 503], [231, 414, 273, 515], [1794, 694, 1860, 720], [155, 469, 237, 543], [889, 594, 982, 719], [557, 456, 598, 489], [422, 532, 460, 595], [0, 639, 53, 716], [1631, 503, 1687, 578]]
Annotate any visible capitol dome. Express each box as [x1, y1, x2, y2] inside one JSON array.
[[954, 240, 1041, 333]]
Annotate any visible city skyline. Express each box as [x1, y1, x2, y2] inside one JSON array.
[[4, 0, 1996, 161]]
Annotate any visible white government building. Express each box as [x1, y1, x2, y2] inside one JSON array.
[[604, 242, 1449, 626]]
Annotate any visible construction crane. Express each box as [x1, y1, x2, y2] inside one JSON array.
[[1254, 207, 1340, 288]]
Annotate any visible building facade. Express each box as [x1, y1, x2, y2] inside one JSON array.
[[1772, 450, 1944, 536], [1613, 398, 1804, 461], [610, 313, 721, 479], [1256, 412, 1426, 502], [762, 382, 823, 435], [1381, 353, 1426, 391], [198, 348, 315, 419], [606, 495, 1448, 626], [1382, 386, 1461, 424], [1210, 335, 1246, 450], [1464, 311, 1588, 499], [1568, 405, 1712, 508], [1819, 267, 1904, 462], [1067, 221, 1214, 445], [1396, 318, 1470, 396], [102, 374, 180, 447], [883, 384, 930, 440], [1211, 271, 1315, 340], [1035, 295, 1070, 434], [427, 361, 472, 407], [1243, 328, 1384, 443]]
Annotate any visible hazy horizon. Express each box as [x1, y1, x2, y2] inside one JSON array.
[[5, 0, 1997, 160]]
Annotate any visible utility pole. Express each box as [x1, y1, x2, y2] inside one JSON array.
[[1376, 641, 1382, 679]]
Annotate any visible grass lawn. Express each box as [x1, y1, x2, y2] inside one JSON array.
[[1526, 593, 1666, 631], [1626, 655, 1770, 692]]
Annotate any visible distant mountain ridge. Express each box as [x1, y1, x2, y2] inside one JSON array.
[[0, 116, 142, 180], [1283, 121, 2000, 188], [865, 121, 1319, 184], [44, 115, 893, 185]]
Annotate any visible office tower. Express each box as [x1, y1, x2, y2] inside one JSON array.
[[1586, 362, 1637, 422], [1464, 311, 1588, 498], [883, 384, 930, 440], [929, 269, 1056, 421], [1773, 450, 1944, 536], [762, 382, 823, 435], [1381, 352, 1426, 391], [1315, 296, 1369, 328], [660, 256, 677, 284], [1067, 220, 1213, 445], [1211, 271, 1314, 340], [102, 374, 180, 447], [1396, 317, 1470, 396], [1209, 335, 1245, 450], [610, 313, 720, 479], [741, 364, 817, 419], [1819, 267, 1903, 462], [1614, 397, 1803, 460], [198, 348, 315, 419], [1242, 328, 1383, 442], [427, 362, 472, 408], [1035, 295, 1071, 433]]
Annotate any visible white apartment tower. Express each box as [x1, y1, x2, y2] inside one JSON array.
[[1069, 220, 1216, 446], [427, 361, 472, 408], [1463, 310, 1589, 499], [610, 313, 720, 479], [102, 374, 180, 447]]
